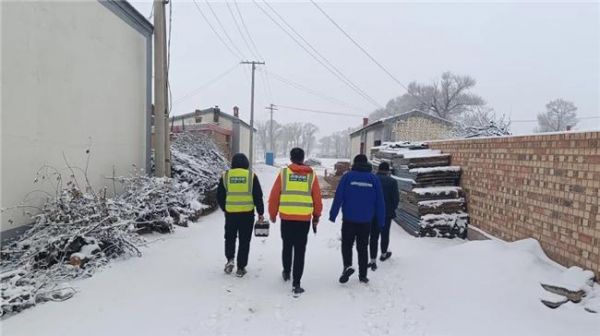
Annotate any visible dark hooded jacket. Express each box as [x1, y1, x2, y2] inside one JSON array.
[[329, 161, 385, 228], [376, 171, 400, 219], [217, 154, 264, 215]]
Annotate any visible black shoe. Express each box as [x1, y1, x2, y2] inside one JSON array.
[[236, 267, 247, 277], [359, 276, 369, 284], [292, 285, 305, 298], [282, 270, 291, 282], [379, 251, 392, 262], [368, 262, 378, 271], [224, 260, 234, 274], [339, 267, 355, 284]]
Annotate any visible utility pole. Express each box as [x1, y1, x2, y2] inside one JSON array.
[[265, 103, 278, 153], [153, 0, 167, 177], [241, 61, 265, 169]]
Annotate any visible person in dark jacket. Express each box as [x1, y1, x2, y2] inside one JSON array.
[[217, 153, 264, 277], [368, 162, 400, 271], [329, 154, 385, 284]]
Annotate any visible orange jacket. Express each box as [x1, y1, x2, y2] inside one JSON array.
[[268, 163, 323, 223]]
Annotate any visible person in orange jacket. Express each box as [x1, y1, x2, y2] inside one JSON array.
[[269, 148, 323, 297]]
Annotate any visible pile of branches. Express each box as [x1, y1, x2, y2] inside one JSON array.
[[170, 132, 229, 209], [0, 132, 228, 317]]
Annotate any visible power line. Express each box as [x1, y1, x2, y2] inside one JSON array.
[[191, 0, 241, 60], [277, 104, 364, 117], [264, 69, 364, 112], [260, 0, 382, 109], [252, 0, 382, 109], [232, 1, 275, 102], [233, 0, 265, 61], [173, 64, 240, 105], [309, 0, 432, 109], [226, 1, 259, 60], [309, 1, 409, 91], [204, 0, 246, 59]]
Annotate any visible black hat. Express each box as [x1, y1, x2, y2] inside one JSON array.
[[231, 153, 250, 169], [290, 148, 305, 164], [353, 154, 368, 165], [378, 162, 390, 172]]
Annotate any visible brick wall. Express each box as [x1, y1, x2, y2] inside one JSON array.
[[393, 117, 452, 142], [428, 131, 600, 276]]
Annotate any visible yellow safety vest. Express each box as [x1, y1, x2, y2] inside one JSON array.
[[224, 168, 254, 213], [278, 167, 314, 216]]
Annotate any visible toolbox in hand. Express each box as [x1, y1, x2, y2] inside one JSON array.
[[254, 219, 270, 237]]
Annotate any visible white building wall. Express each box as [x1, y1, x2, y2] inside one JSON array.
[[1, 1, 149, 232], [350, 135, 361, 159], [238, 126, 252, 158], [365, 131, 375, 157]]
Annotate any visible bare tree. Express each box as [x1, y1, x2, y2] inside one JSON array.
[[455, 106, 511, 138], [300, 123, 319, 157], [369, 71, 485, 121], [318, 127, 354, 158], [536, 99, 578, 132]]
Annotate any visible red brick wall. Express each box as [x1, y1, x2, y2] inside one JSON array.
[[428, 131, 600, 276]]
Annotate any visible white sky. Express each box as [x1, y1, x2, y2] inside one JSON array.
[[131, 0, 600, 137]]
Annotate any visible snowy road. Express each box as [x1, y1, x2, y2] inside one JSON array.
[[2, 164, 599, 336]]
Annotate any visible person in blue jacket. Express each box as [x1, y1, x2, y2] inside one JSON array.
[[329, 154, 385, 284]]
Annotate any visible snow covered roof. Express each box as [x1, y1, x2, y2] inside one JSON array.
[[350, 110, 454, 137], [172, 108, 256, 131]]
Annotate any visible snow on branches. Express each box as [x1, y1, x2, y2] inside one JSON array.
[[0, 132, 228, 317]]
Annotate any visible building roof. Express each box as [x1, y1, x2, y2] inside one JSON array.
[[350, 110, 454, 137], [172, 107, 256, 131], [100, 1, 153, 37]]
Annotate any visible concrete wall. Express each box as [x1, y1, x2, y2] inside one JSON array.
[[1, 1, 150, 233], [350, 135, 362, 159], [428, 131, 600, 276], [394, 116, 453, 142]]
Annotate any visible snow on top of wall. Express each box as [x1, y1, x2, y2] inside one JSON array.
[[409, 166, 461, 173], [412, 186, 462, 195]]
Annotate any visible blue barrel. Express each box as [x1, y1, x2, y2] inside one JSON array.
[[265, 152, 274, 166]]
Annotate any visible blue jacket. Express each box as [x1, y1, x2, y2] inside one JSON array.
[[329, 163, 386, 228]]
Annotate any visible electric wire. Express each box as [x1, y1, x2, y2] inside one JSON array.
[[252, 0, 382, 109]]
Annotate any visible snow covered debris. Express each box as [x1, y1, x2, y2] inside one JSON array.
[[409, 166, 461, 174], [412, 186, 462, 196], [0, 132, 228, 317]]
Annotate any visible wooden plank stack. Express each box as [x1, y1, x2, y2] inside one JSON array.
[[371, 143, 468, 239]]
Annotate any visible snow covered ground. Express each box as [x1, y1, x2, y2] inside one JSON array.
[[2, 164, 599, 336]]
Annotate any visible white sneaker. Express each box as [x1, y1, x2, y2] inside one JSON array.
[[224, 260, 234, 274]]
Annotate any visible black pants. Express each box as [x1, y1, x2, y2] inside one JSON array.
[[224, 212, 254, 268], [370, 217, 392, 259], [281, 220, 310, 286], [341, 221, 371, 278]]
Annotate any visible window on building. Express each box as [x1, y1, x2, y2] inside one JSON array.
[[374, 140, 382, 146], [195, 116, 202, 123], [213, 112, 219, 123]]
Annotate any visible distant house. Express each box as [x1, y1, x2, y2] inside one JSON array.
[[169, 106, 255, 160], [1, 1, 152, 240], [350, 110, 454, 159]]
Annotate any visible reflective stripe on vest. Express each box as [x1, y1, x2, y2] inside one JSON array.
[[224, 168, 254, 213], [278, 167, 314, 216]]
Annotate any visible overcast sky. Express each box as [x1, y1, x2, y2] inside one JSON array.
[[131, 0, 600, 137]]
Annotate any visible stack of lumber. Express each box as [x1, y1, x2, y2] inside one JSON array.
[[370, 141, 429, 171], [391, 150, 468, 239]]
